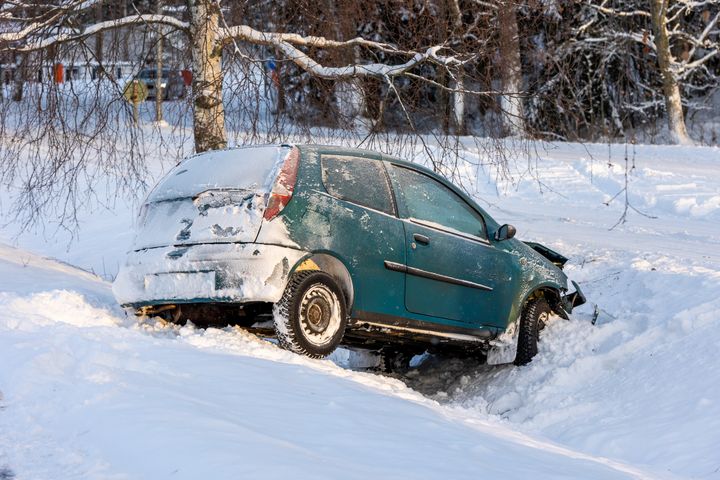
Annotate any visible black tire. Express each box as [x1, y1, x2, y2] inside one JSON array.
[[514, 297, 551, 366], [274, 271, 348, 358]]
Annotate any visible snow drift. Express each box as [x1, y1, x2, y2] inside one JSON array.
[[1, 140, 719, 479]]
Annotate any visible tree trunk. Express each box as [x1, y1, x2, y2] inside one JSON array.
[[155, 0, 164, 123], [12, 54, 24, 102], [324, 0, 364, 128], [189, 0, 227, 153], [453, 72, 466, 135], [498, 1, 525, 137], [439, 68, 450, 134], [650, 0, 693, 145], [449, 0, 465, 134], [95, 0, 103, 74]]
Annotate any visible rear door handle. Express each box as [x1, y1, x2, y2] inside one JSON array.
[[413, 233, 430, 245]]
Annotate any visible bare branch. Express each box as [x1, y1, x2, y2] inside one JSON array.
[[589, 4, 651, 18], [221, 25, 466, 80], [220, 26, 401, 54], [8, 14, 189, 51], [687, 10, 720, 59], [677, 48, 720, 76]]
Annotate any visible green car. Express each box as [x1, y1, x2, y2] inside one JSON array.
[[114, 145, 585, 365]]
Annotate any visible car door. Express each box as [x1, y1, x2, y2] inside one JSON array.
[[317, 154, 406, 319], [388, 164, 513, 328]]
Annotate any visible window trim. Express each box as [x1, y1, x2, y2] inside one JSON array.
[[320, 154, 397, 216], [389, 163, 489, 242], [407, 218, 491, 246]]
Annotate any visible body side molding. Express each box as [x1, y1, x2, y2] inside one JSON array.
[[383, 260, 493, 292]]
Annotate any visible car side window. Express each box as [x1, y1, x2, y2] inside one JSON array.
[[321, 155, 395, 215], [391, 165, 486, 239]]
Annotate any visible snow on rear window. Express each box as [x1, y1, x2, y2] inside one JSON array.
[[148, 146, 291, 202]]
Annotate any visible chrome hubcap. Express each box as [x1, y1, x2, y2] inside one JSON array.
[[305, 297, 331, 333]]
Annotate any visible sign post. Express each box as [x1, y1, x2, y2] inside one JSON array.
[[123, 80, 148, 125]]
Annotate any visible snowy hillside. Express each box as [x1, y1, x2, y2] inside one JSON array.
[[1, 140, 719, 479]]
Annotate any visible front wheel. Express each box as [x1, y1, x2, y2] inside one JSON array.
[[274, 271, 348, 358], [514, 297, 551, 366]]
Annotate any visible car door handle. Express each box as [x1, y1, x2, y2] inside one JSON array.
[[413, 233, 430, 245]]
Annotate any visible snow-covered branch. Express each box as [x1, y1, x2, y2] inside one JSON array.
[[589, 4, 651, 17], [677, 48, 720, 76], [220, 26, 401, 54], [274, 42, 463, 80], [220, 25, 465, 80], [0, 0, 100, 35], [8, 14, 189, 51], [687, 10, 720, 59]]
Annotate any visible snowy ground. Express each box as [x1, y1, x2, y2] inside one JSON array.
[[1, 139, 719, 479]]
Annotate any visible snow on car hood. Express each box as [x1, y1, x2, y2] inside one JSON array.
[[132, 146, 290, 251]]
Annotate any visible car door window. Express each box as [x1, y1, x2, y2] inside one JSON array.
[[321, 155, 395, 215], [391, 165, 486, 239]]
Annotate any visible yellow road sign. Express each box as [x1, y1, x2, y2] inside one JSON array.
[[123, 80, 148, 104]]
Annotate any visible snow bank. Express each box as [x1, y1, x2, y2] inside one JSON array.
[[0, 290, 121, 329], [395, 142, 720, 478], [0, 249, 654, 479], [405, 248, 720, 477], [1, 139, 719, 478]]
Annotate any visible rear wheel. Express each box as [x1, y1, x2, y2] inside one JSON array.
[[514, 297, 551, 366], [274, 271, 348, 358]]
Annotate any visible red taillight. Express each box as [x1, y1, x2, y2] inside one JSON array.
[[264, 146, 300, 221]]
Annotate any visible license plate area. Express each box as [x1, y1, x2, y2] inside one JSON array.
[[144, 271, 216, 299]]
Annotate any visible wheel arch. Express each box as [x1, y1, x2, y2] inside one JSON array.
[[519, 283, 565, 319], [289, 252, 355, 310], [488, 282, 564, 366]]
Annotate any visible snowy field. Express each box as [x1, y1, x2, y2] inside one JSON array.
[[1, 139, 719, 479]]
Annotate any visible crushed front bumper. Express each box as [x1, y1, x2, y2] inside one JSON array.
[[113, 243, 306, 307], [562, 280, 587, 312]]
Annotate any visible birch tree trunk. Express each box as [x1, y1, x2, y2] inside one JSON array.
[[12, 54, 24, 102], [498, 1, 525, 137], [155, 0, 164, 123], [188, 0, 227, 153], [449, 0, 465, 134], [453, 73, 466, 134], [650, 0, 693, 145]]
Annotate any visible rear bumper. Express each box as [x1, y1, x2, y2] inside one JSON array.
[[113, 243, 306, 307]]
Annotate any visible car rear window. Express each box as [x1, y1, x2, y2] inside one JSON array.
[[321, 155, 395, 215], [148, 146, 291, 202]]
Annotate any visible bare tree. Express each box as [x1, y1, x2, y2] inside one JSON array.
[[651, 0, 691, 143], [2, 0, 716, 235], [3, 0, 473, 152], [155, 0, 163, 123], [0, 0, 482, 231], [550, 0, 719, 144], [497, 0, 525, 137], [448, 0, 466, 134]]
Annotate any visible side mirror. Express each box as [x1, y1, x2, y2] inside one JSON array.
[[495, 224, 517, 241]]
